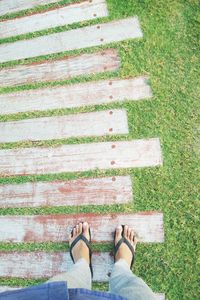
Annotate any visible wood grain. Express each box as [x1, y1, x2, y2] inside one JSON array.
[[0, 109, 128, 143], [0, 138, 162, 176], [0, 49, 120, 87], [0, 0, 108, 38], [0, 76, 151, 115], [0, 17, 143, 63], [0, 176, 133, 208], [0, 212, 164, 243], [0, 0, 60, 16], [0, 251, 112, 281]]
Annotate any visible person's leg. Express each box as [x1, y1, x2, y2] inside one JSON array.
[[47, 222, 92, 290], [109, 226, 156, 300]]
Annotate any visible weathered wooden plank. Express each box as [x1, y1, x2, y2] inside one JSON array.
[[0, 109, 128, 143], [0, 0, 60, 16], [0, 212, 164, 243], [0, 138, 162, 176], [155, 295, 165, 300], [0, 176, 133, 208], [0, 49, 120, 87], [0, 286, 20, 292], [0, 77, 151, 115], [0, 0, 108, 38], [0, 251, 112, 281], [0, 17, 143, 63], [0, 286, 165, 299]]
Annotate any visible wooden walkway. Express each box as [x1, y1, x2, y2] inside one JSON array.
[[0, 138, 162, 177], [0, 76, 151, 115], [0, 109, 128, 142], [0, 0, 60, 16], [0, 49, 120, 87], [0, 176, 132, 208], [0, 17, 142, 63], [0, 1, 165, 297], [0, 212, 164, 243], [0, 0, 108, 38]]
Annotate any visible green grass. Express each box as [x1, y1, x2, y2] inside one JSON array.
[[0, 0, 199, 299]]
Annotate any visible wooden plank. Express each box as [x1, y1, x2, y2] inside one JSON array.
[[0, 286, 20, 292], [0, 252, 164, 291], [0, 0, 108, 38], [0, 49, 120, 87], [0, 212, 164, 243], [0, 176, 133, 208], [0, 0, 60, 16], [156, 295, 165, 300], [0, 138, 162, 176], [0, 76, 151, 115], [0, 287, 165, 300], [0, 109, 128, 143], [0, 251, 112, 281], [0, 17, 143, 63]]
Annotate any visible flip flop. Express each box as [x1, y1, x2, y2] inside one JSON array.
[[114, 225, 135, 269], [69, 223, 93, 278]]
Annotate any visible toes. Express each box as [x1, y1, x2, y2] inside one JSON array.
[[130, 229, 135, 242], [128, 227, 132, 240], [115, 225, 122, 243], [124, 225, 128, 238], [73, 227, 76, 237], [82, 222, 89, 234], [79, 222, 83, 234]]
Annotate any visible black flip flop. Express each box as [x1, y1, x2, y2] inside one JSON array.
[[114, 225, 135, 269], [69, 223, 93, 278]]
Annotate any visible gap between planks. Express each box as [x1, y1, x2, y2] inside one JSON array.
[[0, 138, 163, 176], [0, 109, 129, 143], [0, 0, 61, 16], [0, 17, 143, 63], [0, 0, 108, 38], [0, 212, 164, 243], [0, 286, 165, 300], [0, 49, 120, 87], [0, 76, 152, 115], [0, 175, 133, 208]]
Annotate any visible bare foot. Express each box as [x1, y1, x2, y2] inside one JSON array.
[[115, 225, 137, 267], [69, 222, 90, 264]]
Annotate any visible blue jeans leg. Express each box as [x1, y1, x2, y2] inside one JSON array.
[[109, 259, 156, 300], [47, 258, 92, 290]]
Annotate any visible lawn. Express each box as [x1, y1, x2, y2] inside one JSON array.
[[0, 0, 199, 299]]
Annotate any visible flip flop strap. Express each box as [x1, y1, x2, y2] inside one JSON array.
[[114, 237, 135, 263], [70, 234, 92, 259]]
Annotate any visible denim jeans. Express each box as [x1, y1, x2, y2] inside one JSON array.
[[47, 258, 156, 300]]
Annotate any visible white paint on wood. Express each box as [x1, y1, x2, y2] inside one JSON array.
[[0, 286, 20, 292], [0, 251, 112, 281], [0, 109, 128, 143], [0, 0, 108, 38], [0, 0, 60, 16], [0, 176, 133, 208], [0, 77, 151, 115], [0, 252, 165, 293], [0, 49, 120, 87], [155, 294, 165, 300], [0, 212, 164, 243], [0, 17, 143, 63], [0, 138, 163, 176]]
